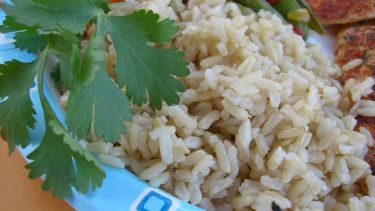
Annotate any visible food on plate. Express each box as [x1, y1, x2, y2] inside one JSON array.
[[337, 22, 375, 83], [90, 0, 375, 209], [235, 0, 325, 38], [306, 0, 375, 25], [0, 0, 375, 210], [336, 22, 375, 172]]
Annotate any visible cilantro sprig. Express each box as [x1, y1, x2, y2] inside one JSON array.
[[0, 0, 188, 197]]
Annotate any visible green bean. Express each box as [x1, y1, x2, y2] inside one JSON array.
[[234, 0, 308, 39], [288, 8, 310, 22], [236, 3, 255, 16], [296, 0, 325, 34], [235, 0, 320, 39], [272, 0, 309, 39], [233, 0, 283, 19]]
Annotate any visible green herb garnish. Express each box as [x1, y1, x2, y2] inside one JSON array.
[[0, 0, 188, 197]]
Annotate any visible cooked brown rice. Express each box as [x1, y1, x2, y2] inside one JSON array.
[[67, 0, 375, 210]]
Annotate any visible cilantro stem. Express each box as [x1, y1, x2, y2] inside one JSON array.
[[35, 48, 63, 125], [36, 49, 49, 103], [29, 47, 105, 197], [96, 10, 106, 38]]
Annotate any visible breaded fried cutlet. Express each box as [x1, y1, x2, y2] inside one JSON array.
[[336, 23, 375, 82], [307, 0, 375, 25], [336, 23, 375, 170]]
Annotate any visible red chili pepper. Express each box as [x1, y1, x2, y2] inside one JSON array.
[[293, 25, 303, 36], [110, 0, 123, 2], [266, 0, 281, 4]]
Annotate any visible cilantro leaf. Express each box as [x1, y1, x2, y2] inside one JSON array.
[[47, 31, 79, 89], [4, 0, 99, 34], [99, 10, 189, 108], [0, 1, 190, 198], [26, 50, 105, 198], [0, 16, 26, 32], [13, 29, 48, 53], [71, 37, 104, 87], [0, 16, 47, 53], [0, 55, 47, 152], [66, 37, 132, 142], [27, 126, 77, 198], [93, 0, 110, 13], [27, 115, 105, 197], [67, 70, 132, 142]]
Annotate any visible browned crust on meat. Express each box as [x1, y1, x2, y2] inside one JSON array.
[[365, 145, 375, 174], [336, 23, 375, 169], [336, 23, 375, 82], [307, 0, 375, 25]]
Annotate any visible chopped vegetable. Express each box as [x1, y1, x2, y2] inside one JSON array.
[[233, 0, 283, 19], [235, 0, 325, 38], [0, 0, 188, 197], [267, 0, 281, 4], [296, 0, 325, 34], [272, 0, 309, 39], [287, 8, 310, 23], [293, 25, 304, 36]]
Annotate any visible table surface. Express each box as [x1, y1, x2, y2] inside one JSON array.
[[0, 139, 73, 211]]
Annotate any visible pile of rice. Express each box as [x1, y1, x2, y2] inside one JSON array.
[[66, 0, 375, 210]]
